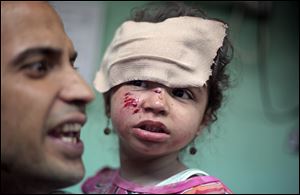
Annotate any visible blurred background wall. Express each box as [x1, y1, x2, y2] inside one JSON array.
[[51, 1, 299, 194]]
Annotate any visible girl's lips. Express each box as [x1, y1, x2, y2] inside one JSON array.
[[133, 120, 170, 142], [135, 120, 170, 134], [132, 127, 170, 143]]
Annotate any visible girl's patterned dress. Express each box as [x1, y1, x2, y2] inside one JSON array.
[[82, 167, 232, 194]]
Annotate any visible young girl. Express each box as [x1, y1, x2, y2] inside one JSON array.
[[83, 2, 233, 194]]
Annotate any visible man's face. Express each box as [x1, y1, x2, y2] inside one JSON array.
[[1, 2, 94, 191]]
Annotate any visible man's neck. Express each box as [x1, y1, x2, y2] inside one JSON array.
[[1, 169, 51, 194]]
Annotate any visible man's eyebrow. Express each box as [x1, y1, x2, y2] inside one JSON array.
[[12, 47, 62, 65]]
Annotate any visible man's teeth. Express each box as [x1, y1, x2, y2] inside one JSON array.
[[61, 137, 78, 144], [61, 123, 81, 133], [52, 123, 82, 144]]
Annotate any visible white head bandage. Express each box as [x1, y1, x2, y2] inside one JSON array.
[[94, 16, 227, 93]]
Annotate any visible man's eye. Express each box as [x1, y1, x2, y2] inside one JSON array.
[[172, 88, 193, 100], [71, 63, 79, 71], [23, 61, 51, 78], [70, 59, 79, 71]]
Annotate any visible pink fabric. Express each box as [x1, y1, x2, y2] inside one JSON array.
[[82, 167, 232, 194]]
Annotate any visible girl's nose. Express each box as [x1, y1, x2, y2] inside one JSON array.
[[140, 87, 170, 116]]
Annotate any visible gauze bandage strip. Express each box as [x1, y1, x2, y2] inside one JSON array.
[[94, 16, 227, 93]]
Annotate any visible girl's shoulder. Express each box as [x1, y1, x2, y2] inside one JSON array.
[[81, 167, 118, 194], [181, 175, 233, 194], [155, 168, 233, 194]]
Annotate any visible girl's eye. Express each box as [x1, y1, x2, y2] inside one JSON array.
[[172, 88, 193, 100], [129, 80, 147, 88]]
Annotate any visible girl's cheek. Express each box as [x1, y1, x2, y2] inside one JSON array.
[[122, 92, 141, 114], [112, 92, 141, 133]]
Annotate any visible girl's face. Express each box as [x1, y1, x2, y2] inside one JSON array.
[[109, 80, 209, 158]]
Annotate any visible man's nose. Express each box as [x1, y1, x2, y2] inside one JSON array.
[[59, 68, 95, 106], [140, 87, 170, 116]]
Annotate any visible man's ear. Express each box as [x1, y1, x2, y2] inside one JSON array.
[[103, 92, 111, 118]]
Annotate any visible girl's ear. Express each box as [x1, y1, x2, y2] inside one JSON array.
[[196, 109, 212, 136], [103, 92, 111, 117], [202, 109, 212, 126]]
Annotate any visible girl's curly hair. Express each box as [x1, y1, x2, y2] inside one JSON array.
[[130, 2, 233, 125]]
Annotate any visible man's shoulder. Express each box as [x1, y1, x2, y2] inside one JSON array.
[[51, 190, 72, 194]]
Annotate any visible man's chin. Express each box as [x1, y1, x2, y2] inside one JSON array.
[[45, 168, 85, 190], [57, 164, 84, 184], [1, 163, 85, 194], [41, 159, 85, 189]]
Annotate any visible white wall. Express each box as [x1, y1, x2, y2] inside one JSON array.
[[50, 1, 106, 84]]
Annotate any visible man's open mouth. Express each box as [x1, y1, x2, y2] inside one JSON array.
[[48, 123, 82, 144]]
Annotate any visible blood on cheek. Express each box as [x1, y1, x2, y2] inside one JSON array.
[[123, 92, 140, 114]]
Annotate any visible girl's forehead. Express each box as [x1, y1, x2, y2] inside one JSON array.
[[94, 16, 227, 94]]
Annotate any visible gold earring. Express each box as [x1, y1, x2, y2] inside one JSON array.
[[189, 140, 197, 155], [104, 118, 111, 135]]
